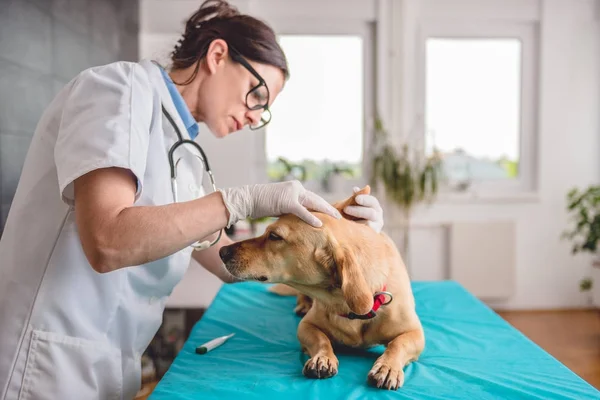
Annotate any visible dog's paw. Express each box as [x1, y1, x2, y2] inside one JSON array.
[[368, 362, 404, 390], [294, 295, 313, 317], [302, 354, 338, 379]]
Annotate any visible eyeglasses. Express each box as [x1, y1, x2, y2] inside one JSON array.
[[228, 44, 272, 130]]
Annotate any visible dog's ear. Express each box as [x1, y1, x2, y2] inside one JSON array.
[[320, 234, 372, 315], [334, 245, 373, 315], [315, 230, 373, 315], [333, 185, 371, 221]]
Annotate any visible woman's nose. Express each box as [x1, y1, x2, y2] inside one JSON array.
[[245, 109, 262, 126]]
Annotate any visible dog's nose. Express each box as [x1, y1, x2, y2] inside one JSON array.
[[219, 245, 235, 263]]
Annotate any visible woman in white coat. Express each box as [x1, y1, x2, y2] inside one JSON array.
[[0, 1, 385, 399]]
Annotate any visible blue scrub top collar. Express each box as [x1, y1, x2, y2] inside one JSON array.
[[158, 66, 200, 140]]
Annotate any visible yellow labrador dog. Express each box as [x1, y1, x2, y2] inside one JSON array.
[[219, 186, 424, 390]]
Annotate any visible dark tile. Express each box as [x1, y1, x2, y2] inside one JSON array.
[[0, 132, 33, 204], [24, 0, 52, 12], [89, 45, 117, 67], [53, 78, 67, 98], [0, 204, 10, 236], [116, 0, 139, 61], [90, 0, 120, 54], [52, 0, 90, 37], [117, 0, 139, 35], [0, 0, 53, 74], [52, 22, 94, 81], [0, 60, 55, 133], [120, 31, 139, 62]]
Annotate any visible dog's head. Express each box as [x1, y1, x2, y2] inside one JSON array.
[[219, 186, 375, 315]]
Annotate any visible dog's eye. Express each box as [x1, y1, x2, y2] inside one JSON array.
[[268, 232, 283, 241]]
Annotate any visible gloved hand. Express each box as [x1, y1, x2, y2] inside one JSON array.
[[342, 187, 384, 233], [218, 180, 342, 228]]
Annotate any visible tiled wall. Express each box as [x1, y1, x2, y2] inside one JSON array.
[[0, 0, 139, 233]]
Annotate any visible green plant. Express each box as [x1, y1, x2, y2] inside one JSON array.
[[246, 216, 274, 235], [321, 163, 354, 192], [580, 278, 593, 292], [276, 157, 307, 182], [330, 164, 354, 177], [369, 116, 443, 255], [561, 185, 600, 292], [562, 185, 600, 254]]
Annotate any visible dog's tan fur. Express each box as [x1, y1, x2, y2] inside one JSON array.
[[219, 186, 424, 390]]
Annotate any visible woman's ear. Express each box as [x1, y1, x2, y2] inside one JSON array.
[[205, 38, 228, 74]]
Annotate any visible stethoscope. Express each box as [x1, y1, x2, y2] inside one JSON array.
[[161, 104, 223, 251]]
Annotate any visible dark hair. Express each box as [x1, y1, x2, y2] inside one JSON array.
[[170, 0, 289, 85]]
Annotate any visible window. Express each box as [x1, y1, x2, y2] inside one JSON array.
[[426, 39, 521, 184], [265, 34, 365, 192], [419, 22, 538, 195]]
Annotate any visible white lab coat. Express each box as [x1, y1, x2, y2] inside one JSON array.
[[0, 59, 204, 400]]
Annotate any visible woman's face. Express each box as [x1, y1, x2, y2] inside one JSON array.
[[193, 39, 285, 138]]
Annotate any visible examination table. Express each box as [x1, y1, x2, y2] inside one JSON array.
[[149, 281, 599, 399]]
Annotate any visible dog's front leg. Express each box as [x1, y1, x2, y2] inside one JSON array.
[[298, 320, 338, 379], [294, 294, 313, 316], [368, 329, 425, 390]]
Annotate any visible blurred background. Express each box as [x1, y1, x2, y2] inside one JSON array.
[[0, 0, 599, 396]]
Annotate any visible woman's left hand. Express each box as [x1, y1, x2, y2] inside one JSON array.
[[343, 187, 384, 233]]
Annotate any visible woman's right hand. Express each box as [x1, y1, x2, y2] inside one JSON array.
[[218, 180, 342, 228]]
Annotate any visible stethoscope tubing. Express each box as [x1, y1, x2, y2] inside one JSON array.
[[161, 104, 223, 250]]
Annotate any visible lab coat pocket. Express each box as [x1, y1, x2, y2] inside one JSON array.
[[18, 330, 123, 400]]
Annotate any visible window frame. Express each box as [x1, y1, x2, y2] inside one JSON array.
[[416, 20, 539, 197], [258, 19, 376, 199]]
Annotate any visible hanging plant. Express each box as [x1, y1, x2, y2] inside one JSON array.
[[369, 116, 443, 255]]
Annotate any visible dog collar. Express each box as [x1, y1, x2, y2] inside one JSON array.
[[339, 286, 393, 320]]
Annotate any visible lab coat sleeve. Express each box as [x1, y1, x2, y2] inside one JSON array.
[[54, 62, 153, 205]]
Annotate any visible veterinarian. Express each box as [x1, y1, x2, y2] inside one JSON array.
[[0, 1, 385, 399]]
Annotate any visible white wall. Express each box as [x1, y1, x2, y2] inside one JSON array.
[[140, 0, 600, 310]]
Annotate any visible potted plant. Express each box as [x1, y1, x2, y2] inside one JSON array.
[[321, 163, 354, 193], [276, 157, 307, 182], [369, 116, 443, 259], [561, 185, 600, 306]]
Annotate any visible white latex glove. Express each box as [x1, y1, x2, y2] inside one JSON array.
[[342, 186, 384, 233], [218, 180, 342, 228]]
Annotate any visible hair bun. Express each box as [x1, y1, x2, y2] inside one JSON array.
[[171, 0, 289, 85], [190, 0, 240, 29], [208, 0, 240, 19]]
